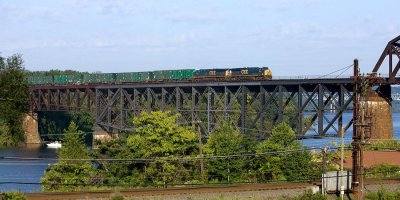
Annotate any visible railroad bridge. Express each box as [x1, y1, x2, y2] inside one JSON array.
[[26, 35, 400, 142], [29, 77, 355, 138]]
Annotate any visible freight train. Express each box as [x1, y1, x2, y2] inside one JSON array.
[[27, 67, 272, 85]]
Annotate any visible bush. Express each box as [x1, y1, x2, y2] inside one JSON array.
[[3, 191, 26, 200], [280, 189, 326, 200], [110, 191, 124, 200], [365, 140, 400, 150], [365, 163, 400, 179], [366, 186, 400, 199]]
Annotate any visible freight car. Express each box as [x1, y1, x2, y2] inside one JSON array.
[[26, 67, 271, 85]]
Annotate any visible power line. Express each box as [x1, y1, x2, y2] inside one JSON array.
[[0, 147, 346, 163]]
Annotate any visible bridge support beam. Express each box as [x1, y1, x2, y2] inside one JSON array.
[[23, 112, 41, 144]]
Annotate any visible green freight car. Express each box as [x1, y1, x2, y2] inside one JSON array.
[[82, 73, 116, 83], [171, 69, 195, 79], [139, 71, 154, 81], [154, 70, 173, 80], [27, 76, 53, 85], [53, 74, 83, 84], [115, 72, 142, 82]]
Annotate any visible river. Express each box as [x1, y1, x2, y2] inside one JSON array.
[[0, 112, 399, 193]]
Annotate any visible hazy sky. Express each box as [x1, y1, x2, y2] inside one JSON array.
[[0, 0, 398, 76]]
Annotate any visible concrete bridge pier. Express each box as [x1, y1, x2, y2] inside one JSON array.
[[92, 126, 113, 146], [23, 112, 41, 144]]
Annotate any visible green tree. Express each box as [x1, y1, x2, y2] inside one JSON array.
[[203, 122, 247, 183], [38, 111, 94, 141], [127, 111, 198, 184], [93, 111, 199, 186], [0, 54, 29, 146], [41, 122, 94, 191], [255, 123, 315, 181]]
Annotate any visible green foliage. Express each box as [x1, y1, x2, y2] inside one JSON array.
[[40, 111, 321, 190], [204, 123, 247, 182], [365, 163, 400, 179], [39, 111, 94, 141], [365, 140, 400, 151], [93, 111, 199, 186], [0, 54, 29, 146], [3, 191, 26, 200], [41, 122, 94, 192], [128, 111, 197, 158], [110, 191, 125, 200], [366, 186, 400, 200], [254, 123, 315, 181], [280, 189, 326, 200], [59, 122, 89, 161], [268, 122, 297, 147]]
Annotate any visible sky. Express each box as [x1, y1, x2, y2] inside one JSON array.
[[0, 0, 399, 76]]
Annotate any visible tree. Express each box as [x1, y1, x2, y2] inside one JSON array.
[[0, 54, 29, 146], [203, 122, 247, 183], [41, 122, 94, 192], [128, 111, 198, 184], [255, 123, 315, 181], [93, 111, 199, 186], [38, 111, 94, 141]]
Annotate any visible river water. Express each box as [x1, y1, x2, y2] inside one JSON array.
[[1, 112, 399, 193]]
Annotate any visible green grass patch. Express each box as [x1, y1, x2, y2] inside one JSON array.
[[365, 140, 400, 151]]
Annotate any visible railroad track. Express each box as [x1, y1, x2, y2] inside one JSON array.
[[25, 179, 400, 200]]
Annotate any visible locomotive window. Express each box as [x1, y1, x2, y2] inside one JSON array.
[[241, 70, 249, 74], [209, 71, 216, 75]]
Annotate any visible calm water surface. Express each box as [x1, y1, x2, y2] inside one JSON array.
[[0, 144, 58, 192], [1, 112, 399, 192]]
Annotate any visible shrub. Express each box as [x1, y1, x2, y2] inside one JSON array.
[[110, 191, 124, 200], [280, 189, 326, 200], [366, 186, 400, 199], [365, 163, 400, 179], [3, 191, 26, 200], [365, 140, 400, 151]]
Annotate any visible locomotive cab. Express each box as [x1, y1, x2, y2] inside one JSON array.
[[263, 67, 272, 79], [225, 69, 232, 77]]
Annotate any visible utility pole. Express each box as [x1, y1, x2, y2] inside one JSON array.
[[352, 59, 365, 199], [321, 146, 328, 195], [340, 128, 345, 200], [197, 124, 205, 184]]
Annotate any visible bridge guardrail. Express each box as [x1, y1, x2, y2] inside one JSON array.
[[272, 74, 353, 80]]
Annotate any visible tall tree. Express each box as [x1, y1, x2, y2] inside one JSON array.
[[0, 54, 29, 146], [41, 122, 94, 192], [254, 122, 315, 181], [203, 122, 247, 183], [127, 111, 198, 185], [93, 111, 199, 186]]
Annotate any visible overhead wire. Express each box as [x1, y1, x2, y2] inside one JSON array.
[[317, 64, 354, 79]]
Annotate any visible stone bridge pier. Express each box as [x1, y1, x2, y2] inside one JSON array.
[[364, 87, 393, 140], [23, 112, 41, 144]]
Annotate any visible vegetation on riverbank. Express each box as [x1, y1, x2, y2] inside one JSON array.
[[2, 191, 26, 200], [0, 54, 29, 147], [38, 111, 94, 142], [40, 111, 319, 191]]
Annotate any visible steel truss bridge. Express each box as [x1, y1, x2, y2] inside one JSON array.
[[30, 78, 355, 138]]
